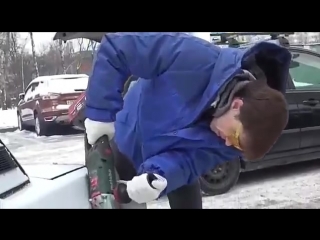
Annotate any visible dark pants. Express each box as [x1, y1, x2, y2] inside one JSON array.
[[111, 141, 203, 209]]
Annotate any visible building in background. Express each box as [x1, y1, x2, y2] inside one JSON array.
[[208, 32, 320, 45], [65, 50, 95, 75], [288, 32, 320, 44]]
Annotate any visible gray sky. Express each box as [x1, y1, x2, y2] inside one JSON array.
[[19, 32, 56, 52], [19, 32, 90, 53]]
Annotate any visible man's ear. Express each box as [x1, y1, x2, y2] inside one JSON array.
[[231, 98, 243, 110]]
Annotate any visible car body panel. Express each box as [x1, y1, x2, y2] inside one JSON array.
[[288, 48, 320, 150], [68, 92, 86, 129], [1, 167, 91, 209], [293, 91, 320, 149], [265, 90, 301, 153], [22, 164, 84, 180]]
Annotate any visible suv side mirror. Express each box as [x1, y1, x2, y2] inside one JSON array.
[[19, 93, 25, 100], [292, 53, 300, 59], [290, 61, 300, 69]]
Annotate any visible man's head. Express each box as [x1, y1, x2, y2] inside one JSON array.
[[210, 80, 288, 160]]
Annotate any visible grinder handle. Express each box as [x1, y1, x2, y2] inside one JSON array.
[[114, 183, 131, 204], [114, 173, 158, 204]]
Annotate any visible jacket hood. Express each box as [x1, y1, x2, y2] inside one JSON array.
[[241, 41, 292, 94], [202, 40, 291, 120]]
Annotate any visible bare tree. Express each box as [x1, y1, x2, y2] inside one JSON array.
[[0, 33, 6, 105], [0, 34, 97, 108], [64, 41, 76, 73], [76, 38, 84, 73], [0, 52, 5, 109], [10, 32, 18, 62], [58, 39, 66, 74], [74, 39, 91, 72], [10, 34, 28, 91], [29, 32, 39, 77], [1, 32, 11, 109], [90, 40, 98, 59]]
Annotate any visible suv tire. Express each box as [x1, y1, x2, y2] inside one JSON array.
[[17, 113, 25, 131], [200, 159, 240, 196], [35, 114, 49, 136]]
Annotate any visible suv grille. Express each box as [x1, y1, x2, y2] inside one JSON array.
[[0, 144, 17, 174]]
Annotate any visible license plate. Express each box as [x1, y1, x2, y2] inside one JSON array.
[[67, 100, 74, 105]]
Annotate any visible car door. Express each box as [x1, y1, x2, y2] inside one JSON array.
[[30, 82, 41, 125], [20, 83, 38, 124], [266, 75, 301, 154], [20, 85, 34, 124], [289, 48, 320, 149]]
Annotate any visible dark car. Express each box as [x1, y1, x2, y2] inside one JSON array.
[[201, 45, 320, 196], [56, 32, 320, 196], [17, 74, 88, 136]]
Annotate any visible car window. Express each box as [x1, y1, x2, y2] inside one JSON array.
[[32, 82, 41, 96], [286, 74, 295, 90], [290, 51, 320, 90], [47, 77, 88, 93], [24, 86, 33, 101], [31, 82, 39, 92]]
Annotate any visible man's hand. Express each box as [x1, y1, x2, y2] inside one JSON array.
[[125, 173, 167, 204], [84, 118, 115, 145]]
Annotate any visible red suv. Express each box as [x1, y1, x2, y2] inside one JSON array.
[[17, 74, 88, 136]]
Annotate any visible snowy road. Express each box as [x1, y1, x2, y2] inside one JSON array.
[[0, 109, 18, 130], [1, 130, 85, 165], [2, 129, 320, 208]]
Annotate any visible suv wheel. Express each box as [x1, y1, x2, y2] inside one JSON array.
[[17, 114, 25, 131], [35, 115, 48, 136], [200, 159, 241, 196]]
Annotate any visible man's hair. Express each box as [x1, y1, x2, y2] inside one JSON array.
[[235, 80, 288, 160]]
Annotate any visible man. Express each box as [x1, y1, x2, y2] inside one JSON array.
[[85, 32, 291, 209]]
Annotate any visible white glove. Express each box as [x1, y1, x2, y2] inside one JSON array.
[[125, 173, 167, 204], [84, 118, 115, 145]]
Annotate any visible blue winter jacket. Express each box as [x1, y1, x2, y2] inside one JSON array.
[[86, 32, 291, 195]]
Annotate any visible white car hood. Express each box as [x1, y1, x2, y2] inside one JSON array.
[[22, 164, 84, 180]]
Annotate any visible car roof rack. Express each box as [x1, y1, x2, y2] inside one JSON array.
[[210, 32, 294, 48]]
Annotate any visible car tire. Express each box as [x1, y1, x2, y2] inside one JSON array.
[[200, 158, 241, 196], [34, 114, 49, 136], [17, 113, 26, 131]]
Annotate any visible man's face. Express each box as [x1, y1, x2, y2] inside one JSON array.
[[210, 98, 244, 150]]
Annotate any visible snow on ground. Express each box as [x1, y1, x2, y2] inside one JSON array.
[[0, 109, 18, 129], [2, 129, 320, 208], [1, 130, 85, 165], [2, 111, 320, 208], [149, 160, 320, 209]]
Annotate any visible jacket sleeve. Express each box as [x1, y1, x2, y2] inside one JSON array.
[[138, 147, 240, 195], [85, 32, 217, 122]]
